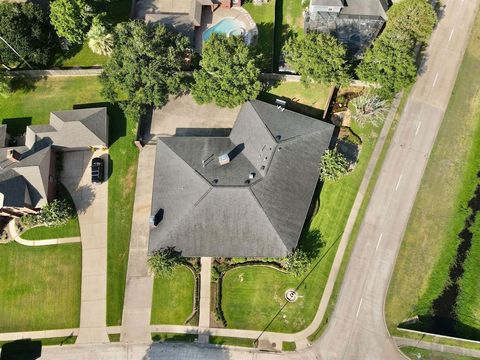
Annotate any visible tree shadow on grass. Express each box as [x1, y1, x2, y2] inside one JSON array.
[[257, 91, 324, 119], [10, 75, 44, 93]]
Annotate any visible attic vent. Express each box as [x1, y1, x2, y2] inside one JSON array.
[[261, 165, 265, 170], [245, 179, 250, 184], [6, 149, 21, 162], [276, 135, 281, 141], [249, 172, 255, 180], [276, 99, 286, 112], [218, 153, 230, 166], [212, 178, 219, 184]]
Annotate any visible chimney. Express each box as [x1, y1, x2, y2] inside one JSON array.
[[6, 149, 21, 162], [218, 153, 230, 166]]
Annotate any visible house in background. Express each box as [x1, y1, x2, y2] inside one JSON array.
[[149, 100, 334, 258], [0, 108, 108, 217], [304, 0, 388, 57]]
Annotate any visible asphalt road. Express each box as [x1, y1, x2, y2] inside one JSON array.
[[313, 0, 479, 359]]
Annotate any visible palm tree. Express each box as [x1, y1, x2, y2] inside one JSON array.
[[87, 16, 113, 56]]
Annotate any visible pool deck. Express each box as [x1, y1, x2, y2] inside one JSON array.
[[195, 6, 257, 52]]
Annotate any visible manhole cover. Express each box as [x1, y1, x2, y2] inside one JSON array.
[[285, 289, 298, 302]]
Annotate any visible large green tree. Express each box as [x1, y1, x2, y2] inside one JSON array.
[[356, 31, 417, 98], [283, 33, 350, 86], [50, 0, 92, 45], [100, 21, 191, 120], [192, 33, 261, 108], [0, 3, 57, 66], [386, 0, 436, 44]]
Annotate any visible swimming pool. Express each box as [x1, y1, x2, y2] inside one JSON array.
[[202, 18, 246, 42]]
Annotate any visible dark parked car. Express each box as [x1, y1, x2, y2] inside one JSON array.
[[91, 157, 104, 184]]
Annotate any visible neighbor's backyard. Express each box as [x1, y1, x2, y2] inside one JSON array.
[[0, 76, 138, 329], [385, 12, 480, 340], [220, 82, 381, 333]]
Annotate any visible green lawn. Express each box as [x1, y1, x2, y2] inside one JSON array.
[[209, 336, 256, 348], [221, 109, 381, 332], [282, 341, 296, 351], [385, 13, 480, 334], [259, 81, 332, 119], [150, 266, 195, 325], [54, 0, 132, 67], [0, 243, 81, 332], [400, 347, 479, 360], [244, 1, 276, 71], [106, 100, 139, 326]]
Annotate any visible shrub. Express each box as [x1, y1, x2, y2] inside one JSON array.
[[87, 15, 113, 56], [349, 91, 390, 127], [319, 149, 350, 182], [284, 249, 310, 277], [148, 247, 183, 277], [38, 198, 74, 227]]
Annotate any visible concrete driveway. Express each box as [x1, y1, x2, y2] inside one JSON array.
[[61, 150, 109, 344], [150, 95, 239, 137]]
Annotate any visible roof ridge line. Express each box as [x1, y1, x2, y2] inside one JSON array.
[[247, 186, 289, 252]]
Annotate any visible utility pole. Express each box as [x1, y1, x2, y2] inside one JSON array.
[[0, 35, 33, 70]]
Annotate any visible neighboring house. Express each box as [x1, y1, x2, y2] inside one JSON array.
[[304, 0, 388, 56], [149, 100, 334, 258], [0, 108, 108, 217], [143, 0, 242, 46]]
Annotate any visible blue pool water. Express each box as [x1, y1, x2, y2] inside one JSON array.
[[202, 18, 245, 42]]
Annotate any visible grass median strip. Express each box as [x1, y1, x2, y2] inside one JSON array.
[[400, 346, 478, 360], [209, 336, 256, 348], [386, 12, 480, 338], [151, 332, 197, 343]]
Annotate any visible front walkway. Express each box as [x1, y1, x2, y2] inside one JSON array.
[[61, 150, 109, 344], [198, 257, 212, 343], [120, 145, 156, 343], [7, 220, 80, 246]]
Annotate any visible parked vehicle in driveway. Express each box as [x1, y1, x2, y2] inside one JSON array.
[[91, 157, 104, 184]]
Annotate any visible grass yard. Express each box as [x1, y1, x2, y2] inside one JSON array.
[[243, 1, 276, 71], [400, 347, 479, 360], [0, 243, 81, 332], [150, 266, 195, 325], [258, 81, 332, 119], [221, 110, 381, 332], [209, 336, 256, 348], [385, 13, 480, 334], [54, 0, 132, 67]]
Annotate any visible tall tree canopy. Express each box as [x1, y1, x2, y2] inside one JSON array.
[[386, 0, 437, 44], [283, 33, 350, 86], [100, 21, 191, 120], [192, 33, 261, 108], [0, 3, 57, 66], [357, 31, 417, 98], [50, 0, 92, 45]]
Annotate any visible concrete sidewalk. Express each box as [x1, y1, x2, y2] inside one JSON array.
[[198, 257, 212, 343], [62, 150, 109, 344], [120, 145, 156, 343]]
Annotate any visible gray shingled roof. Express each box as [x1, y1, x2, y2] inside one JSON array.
[[26, 108, 108, 149], [149, 100, 334, 257]]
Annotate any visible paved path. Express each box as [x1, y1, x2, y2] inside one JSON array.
[[395, 337, 480, 358], [198, 257, 212, 343], [121, 145, 156, 343], [62, 150, 109, 344], [313, 1, 480, 359], [10, 68, 102, 77], [8, 220, 80, 246], [0, 329, 78, 342]]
